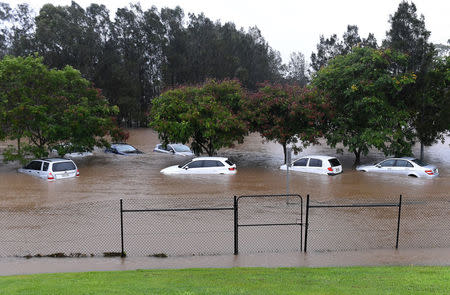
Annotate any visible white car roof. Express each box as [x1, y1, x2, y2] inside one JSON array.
[[41, 158, 74, 163], [382, 157, 416, 161], [191, 157, 229, 161], [295, 155, 338, 160], [156, 143, 188, 146]]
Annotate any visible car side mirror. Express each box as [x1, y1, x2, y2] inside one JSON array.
[[184, 167, 188, 170], [376, 164, 381, 168]]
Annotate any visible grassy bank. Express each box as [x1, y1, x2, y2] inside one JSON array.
[[0, 266, 448, 294]]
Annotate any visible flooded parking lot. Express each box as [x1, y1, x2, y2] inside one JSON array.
[[1, 129, 449, 207]]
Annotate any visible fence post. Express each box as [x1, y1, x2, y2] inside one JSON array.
[[120, 198, 125, 257], [303, 194, 310, 252], [234, 196, 238, 255], [395, 194, 402, 249]]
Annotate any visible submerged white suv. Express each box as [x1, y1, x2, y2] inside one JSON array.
[[280, 155, 343, 176], [18, 158, 79, 180]]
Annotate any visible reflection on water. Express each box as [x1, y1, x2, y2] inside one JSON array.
[[0, 129, 449, 207]]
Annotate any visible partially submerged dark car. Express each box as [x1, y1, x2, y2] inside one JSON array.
[[105, 143, 143, 155]]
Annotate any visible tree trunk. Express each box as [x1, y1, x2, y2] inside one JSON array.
[[282, 142, 287, 164], [420, 141, 424, 161], [353, 149, 361, 169]]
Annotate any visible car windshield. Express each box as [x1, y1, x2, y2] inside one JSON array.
[[52, 162, 76, 172], [172, 144, 191, 152], [412, 159, 429, 167], [115, 144, 137, 153], [178, 159, 192, 168]]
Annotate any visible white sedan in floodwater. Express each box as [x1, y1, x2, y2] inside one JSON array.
[[356, 157, 439, 178], [280, 155, 343, 176], [161, 157, 237, 174]]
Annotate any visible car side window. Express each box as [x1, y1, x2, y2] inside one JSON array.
[[26, 161, 42, 170], [187, 161, 203, 168], [42, 162, 49, 171], [203, 160, 224, 167], [308, 158, 322, 167], [395, 160, 413, 167], [380, 160, 396, 167], [293, 158, 308, 166]]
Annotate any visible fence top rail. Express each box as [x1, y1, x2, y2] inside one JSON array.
[[236, 194, 302, 201], [309, 203, 399, 209], [122, 207, 234, 213]]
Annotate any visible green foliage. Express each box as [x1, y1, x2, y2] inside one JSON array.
[[2, 2, 286, 126], [149, 79, 248, 156], [245, 83, 331, 162], [383, 1, 432, 73], [382, 1, 447, 157], [310, 25, 378, 73], [0, 55, 121, 162], [417, 55, 450, 145], [312, 47, 417, 165]]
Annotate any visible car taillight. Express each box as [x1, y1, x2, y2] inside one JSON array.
[[425, 170, 434, 175], [327, 167, 333, 172], [228, 167, 236, 171], [76, 169, 80, 176], [48, 172, 54, 180]]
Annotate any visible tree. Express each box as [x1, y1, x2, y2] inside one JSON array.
[[0, 2, 35, 58], [0, 55, 122, 162], [244, 83, 331, 163], [383, 1, 441, 160], [312, 47, 417, 166], [310, 25, 378, 73], [149, 79, 248, 156], [383, 1, 432, 73], [416, 55, 450, 147], [285, 52, 308, 86]]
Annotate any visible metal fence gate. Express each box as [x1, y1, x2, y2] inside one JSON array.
[[234, 194, 304, 254]]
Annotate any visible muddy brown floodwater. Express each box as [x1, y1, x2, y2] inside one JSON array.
[[0, 129, 449, 274], [0, 129, 449, 207]]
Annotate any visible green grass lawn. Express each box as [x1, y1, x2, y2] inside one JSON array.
[[0, 266, 448, 294]]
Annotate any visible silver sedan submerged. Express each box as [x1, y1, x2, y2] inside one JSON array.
[[356, 157, 439, 178], [153, 143, 194, 156]]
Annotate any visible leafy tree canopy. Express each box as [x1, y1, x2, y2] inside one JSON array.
[[149, 79, 248, 156], [0, 55, 123, 162], [382, 1, 447, 160], [244, 83, 331, 162], [310, 25, 377, 73], [312, 47, 417, 166]]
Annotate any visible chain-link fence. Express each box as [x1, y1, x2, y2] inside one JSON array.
[[399, 198, 450, 249], [305, 196, 450, 252], [0, 201, 120, 257], [305, 196, 402, 252], [120, 197, 235, 256], [0, 195, 448, 258], [236, 194, 303, 254]]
